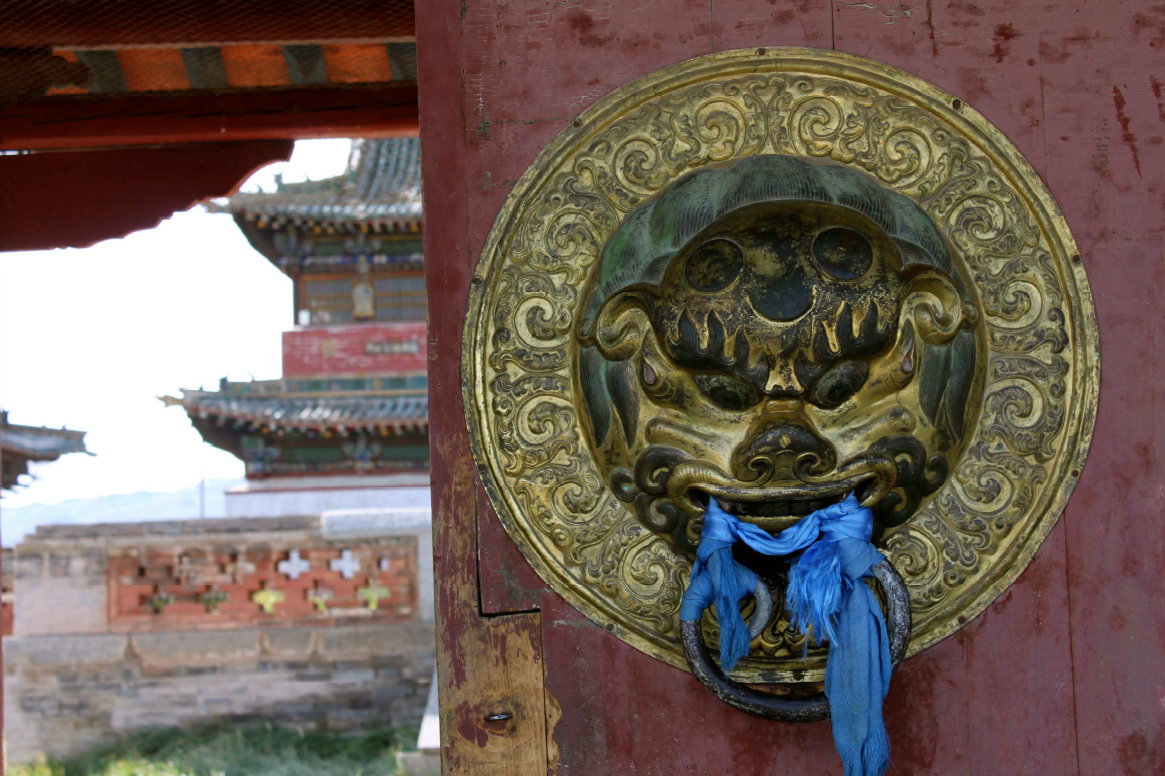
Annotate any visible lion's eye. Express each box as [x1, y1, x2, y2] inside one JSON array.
[[808, 361, 869, 408], [684, 238, 744, 292], [694, 374, 763, 411], [812, 226, 873, 280]]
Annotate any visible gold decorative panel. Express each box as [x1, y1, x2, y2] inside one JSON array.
[[463, 48, 1098, 682]]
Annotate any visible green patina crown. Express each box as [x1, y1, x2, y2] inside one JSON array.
[[580, 154, 978, 448], [584, 154, 963, 323]]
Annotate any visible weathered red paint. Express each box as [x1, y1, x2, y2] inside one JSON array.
[[415, 0, 476, 687], [417, 0, 551, 771], [418, 0, 1165, 772], [0, 140, 292, 252], [1038, 3, 1165, 771], [477, 486, 544, 615]]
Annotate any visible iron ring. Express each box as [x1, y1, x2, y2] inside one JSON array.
[[680, 559, 912, 722]]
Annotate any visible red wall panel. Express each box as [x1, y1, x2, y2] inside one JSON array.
[[282, 322, 428, 377], [1038, 2, 1165, 768]]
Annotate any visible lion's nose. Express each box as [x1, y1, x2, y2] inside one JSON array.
[[732, 414, 837, 481], [761, 398, 804, 414]]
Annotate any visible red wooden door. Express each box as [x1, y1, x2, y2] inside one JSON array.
[[416, 1, 1164, 772]]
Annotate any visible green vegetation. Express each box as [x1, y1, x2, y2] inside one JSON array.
[[11, 722, 417, 776]]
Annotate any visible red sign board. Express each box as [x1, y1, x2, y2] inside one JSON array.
[[283, 322, 428, 377]]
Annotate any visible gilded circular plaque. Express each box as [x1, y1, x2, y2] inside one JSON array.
[[464, 48, 1098, 682]]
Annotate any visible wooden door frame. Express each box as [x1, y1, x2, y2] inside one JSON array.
[[411, 0, 1165, 773]]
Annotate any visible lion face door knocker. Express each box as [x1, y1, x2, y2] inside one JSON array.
[[583, 171, 977, 546], [464, 47, 1097, 730]]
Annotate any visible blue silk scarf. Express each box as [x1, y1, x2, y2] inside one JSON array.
[[678, 494, 892, 776]]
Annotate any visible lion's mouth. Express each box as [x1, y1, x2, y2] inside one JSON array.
[[665, 454, 897, 532], [717, 490, 848, 527], [700, 480, 863, 531]]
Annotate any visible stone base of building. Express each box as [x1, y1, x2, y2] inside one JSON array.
[[399, 670, 441, 775], [399, 752, 441, 775], [3, 622, 435, 765]]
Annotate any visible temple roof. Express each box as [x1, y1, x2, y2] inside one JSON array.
[[1, 410, 91, 490], [163, 387, 428, 434], [1, 412, 89, 461], [211, 137, 422, 233], [162, 381, 429, 478]]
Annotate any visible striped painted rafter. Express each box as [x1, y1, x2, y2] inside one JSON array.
[[47, 42, 417, 97]]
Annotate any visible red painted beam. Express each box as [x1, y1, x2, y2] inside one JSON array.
[[0, 84, 419, 150], [0, 0, 415, 48], [0, 140, 292, 252]]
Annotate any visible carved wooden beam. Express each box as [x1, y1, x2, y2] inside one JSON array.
[[0, 84, 419, 150], [0, 0, 414, 48]]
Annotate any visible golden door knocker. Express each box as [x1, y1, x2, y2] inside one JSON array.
[[463, 48, 1098, 714]]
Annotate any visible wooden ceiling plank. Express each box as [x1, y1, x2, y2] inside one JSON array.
[[0, 85, 419, 150]]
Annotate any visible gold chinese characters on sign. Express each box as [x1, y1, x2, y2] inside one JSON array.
[[463, 48, 1098, 682]]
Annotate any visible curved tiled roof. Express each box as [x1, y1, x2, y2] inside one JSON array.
[[210, 138, 422, 230], [173, 391, 428, 432], [0, 413, 89, 460], [1, 411, 91, 490]]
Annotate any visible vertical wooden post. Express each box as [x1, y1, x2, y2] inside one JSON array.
[[416, 0, 550, 771]]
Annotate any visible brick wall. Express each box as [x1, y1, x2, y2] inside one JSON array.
[[5, 514, 436, 764], [13, 515, 431, 636], [107, 541, 417, 632]]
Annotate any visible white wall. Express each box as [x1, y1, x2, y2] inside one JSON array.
[[225, 478, 430, 518]]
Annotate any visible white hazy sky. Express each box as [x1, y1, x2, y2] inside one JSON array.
[[0, 139, 353, 508]]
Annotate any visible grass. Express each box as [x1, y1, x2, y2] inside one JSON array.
[[10, 722, 418, 776]]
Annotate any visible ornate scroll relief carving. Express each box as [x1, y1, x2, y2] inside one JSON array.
[[464, 48, 1098, 682]]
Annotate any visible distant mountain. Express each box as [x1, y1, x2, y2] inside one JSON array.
[[0, 478, 245, 547]]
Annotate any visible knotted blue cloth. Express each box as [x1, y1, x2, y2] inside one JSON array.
[[679, 494, 892, 776]]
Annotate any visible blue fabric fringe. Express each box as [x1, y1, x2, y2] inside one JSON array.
[[678, 494, 892, 776]]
